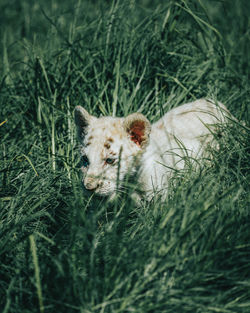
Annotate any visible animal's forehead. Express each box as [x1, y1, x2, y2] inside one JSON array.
[[87, 117, 125, 141], [80, 117, 127, 158]]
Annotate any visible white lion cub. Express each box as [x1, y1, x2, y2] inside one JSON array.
[[74, 99, 231, 202]]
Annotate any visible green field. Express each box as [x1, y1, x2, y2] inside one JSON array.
[[0, 0, 249, 312]]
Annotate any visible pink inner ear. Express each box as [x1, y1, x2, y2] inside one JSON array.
[[129, 121, 145, 146]]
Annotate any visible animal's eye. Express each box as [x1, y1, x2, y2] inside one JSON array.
[[105, 158, 115, 165], [81, 155, 89, 167]]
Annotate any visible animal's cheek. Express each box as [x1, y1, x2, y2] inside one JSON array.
[[121, 157, 134, 170], [103, 168, 117, 181]]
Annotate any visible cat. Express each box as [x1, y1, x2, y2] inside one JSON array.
[[74, 99, 232, 202]]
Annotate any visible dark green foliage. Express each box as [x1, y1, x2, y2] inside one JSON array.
[[0, 0, 249, 312]]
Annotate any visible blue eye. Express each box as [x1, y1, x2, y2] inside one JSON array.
[[105, 158, 115, 165], [81, 155, 89, 167]]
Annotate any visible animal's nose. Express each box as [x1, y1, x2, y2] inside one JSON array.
[[84, 177, 100, 191]]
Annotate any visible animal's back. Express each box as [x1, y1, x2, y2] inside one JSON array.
[[139, 99, 231, 198], [153, 99, 229, 139]]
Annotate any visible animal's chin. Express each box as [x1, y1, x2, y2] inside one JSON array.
[[81, 181, 119, 201], [95, 187, 123, 202], [81, 182, 115, 197], [94, 189, 116, 201]]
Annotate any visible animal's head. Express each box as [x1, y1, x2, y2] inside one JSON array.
[[74, 106, 151, 200]]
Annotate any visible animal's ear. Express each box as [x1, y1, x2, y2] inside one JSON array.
[[123, 113, 151, 148], [74, 106, 92, 141]]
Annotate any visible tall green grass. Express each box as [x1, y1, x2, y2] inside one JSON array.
[[0, 0, 249, 312]]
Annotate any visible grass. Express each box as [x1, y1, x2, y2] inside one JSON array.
[[0, 0, 249, 312]]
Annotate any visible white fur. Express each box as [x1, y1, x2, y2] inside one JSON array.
[[74, 99, 231, 202]]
